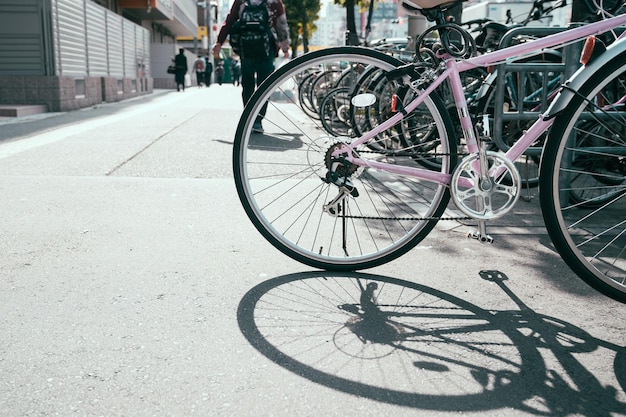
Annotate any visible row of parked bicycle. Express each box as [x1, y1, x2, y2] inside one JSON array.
[[293, 0, 624, 191], [232, 0, 626, 303]]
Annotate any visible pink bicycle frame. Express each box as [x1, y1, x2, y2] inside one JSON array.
[[334, 12, 626, 186]]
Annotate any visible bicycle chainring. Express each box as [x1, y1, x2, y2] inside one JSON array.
[[450, 151, 521, 220]]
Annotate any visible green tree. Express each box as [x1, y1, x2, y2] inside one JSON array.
[[334, 0, 375, 44], [284, 0, 321, 57]]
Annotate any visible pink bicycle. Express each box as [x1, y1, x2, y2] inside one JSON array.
[[233, 0, 626, 303]]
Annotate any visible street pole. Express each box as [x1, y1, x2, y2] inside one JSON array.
[[406, 15, 427, 52]]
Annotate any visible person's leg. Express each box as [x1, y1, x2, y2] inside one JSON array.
[[256, 57, 275, 119], [175, 73, 183, 91], [241, 60, 263, 131], [256, 58, 275, 87], [242, 57, 275, 132], [240, 59, 256, 106]]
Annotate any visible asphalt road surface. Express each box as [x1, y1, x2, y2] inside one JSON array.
[[0, 85, 624, 417]]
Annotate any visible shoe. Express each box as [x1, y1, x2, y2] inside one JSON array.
[[252, 121, 264, 133]]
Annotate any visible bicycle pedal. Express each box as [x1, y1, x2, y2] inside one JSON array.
[[468, 230, 494, 243]]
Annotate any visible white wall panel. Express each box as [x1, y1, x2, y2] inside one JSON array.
[[56, 0, 87, 76], [106, 11, 124, 77], [85, 1, 108, 76]]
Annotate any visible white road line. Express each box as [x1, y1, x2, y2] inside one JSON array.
[[0, 90, 196, 159]]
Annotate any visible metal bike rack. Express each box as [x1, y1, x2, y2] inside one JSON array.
[[492, 26, 573, 156]]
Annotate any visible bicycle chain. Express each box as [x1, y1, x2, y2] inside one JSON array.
[[356, 148, 471, 158], [339, 214, 472, 221]]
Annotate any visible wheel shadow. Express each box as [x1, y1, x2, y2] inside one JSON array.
[[237, 270, 626, 415], [247, 131, 304, 151]]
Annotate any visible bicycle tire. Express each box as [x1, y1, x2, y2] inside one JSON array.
[[319, 87, 353, 137], [233, 47, 457, 270], [297, 70, 322, 119], [350, 67, 407, 153], [348, 66, 447, 168], [309, 69, 343, 117], [539, 52, 626, 303]]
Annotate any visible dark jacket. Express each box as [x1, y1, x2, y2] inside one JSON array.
[[216, 0, 290, 57]]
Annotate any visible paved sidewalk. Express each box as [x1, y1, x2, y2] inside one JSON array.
[[0, 86, 624, 417]]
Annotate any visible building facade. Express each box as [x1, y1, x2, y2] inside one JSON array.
[[0, 0, 198, 113]]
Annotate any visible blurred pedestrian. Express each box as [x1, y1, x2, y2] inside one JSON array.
[[174, 48, 188, 92], [215, 61, 224, 85], [193, 55, 206, 86], [231, 58, 241, 86], [204, 57, 213, 87]]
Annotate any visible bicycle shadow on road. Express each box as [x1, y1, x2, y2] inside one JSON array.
[[237, 270, 626, 415]]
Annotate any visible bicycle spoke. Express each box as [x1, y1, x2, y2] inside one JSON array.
[[233, 48, 456, 270]]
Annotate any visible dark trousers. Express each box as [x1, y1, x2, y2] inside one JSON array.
[[241, 56, 274, 118], [175, 71, 185, 91], [196, 71, 204, 86]]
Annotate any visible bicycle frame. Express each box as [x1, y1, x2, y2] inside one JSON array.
[[333, 13, 626, 187]]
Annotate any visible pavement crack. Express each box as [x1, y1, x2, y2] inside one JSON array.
[[105, 119, 187, 176]]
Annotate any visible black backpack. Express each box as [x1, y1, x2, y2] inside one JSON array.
[[229, 0, 274, 60]]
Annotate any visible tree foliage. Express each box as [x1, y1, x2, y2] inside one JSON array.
[[284, 0, 321, 57], [334, 0, 374, 43]]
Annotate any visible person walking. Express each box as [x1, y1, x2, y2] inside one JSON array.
[[215, 61, 224, 85], [174, 48, 188, 92], [204, 57, 213, 87], [193, 55, 206, 87], [212, 0, 289, 132], [231, 58, 241, 87]]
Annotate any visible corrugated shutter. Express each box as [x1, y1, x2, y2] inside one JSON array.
[[0, 0, 45, 75], [123, 19, 136, 78], [3, 0, 151, 78], [133, 27, 149, 78], [106, 11, 123, 77], [56, 0, 87, 76], [85, 1, 107, 76], [143, 31, 150, 76]]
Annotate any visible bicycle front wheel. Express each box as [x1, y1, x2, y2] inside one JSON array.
[[233, 47, 457, 270], [540, 52, 626, 303]]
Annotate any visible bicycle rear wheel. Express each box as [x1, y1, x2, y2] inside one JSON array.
[[540, 53, 626, 303], [233, 47, 457, 270]]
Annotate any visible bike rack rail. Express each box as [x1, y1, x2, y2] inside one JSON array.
[[492, 26, 572, 156]]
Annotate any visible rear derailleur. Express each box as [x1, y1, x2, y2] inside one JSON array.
[[323, 143, 359, 216]]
